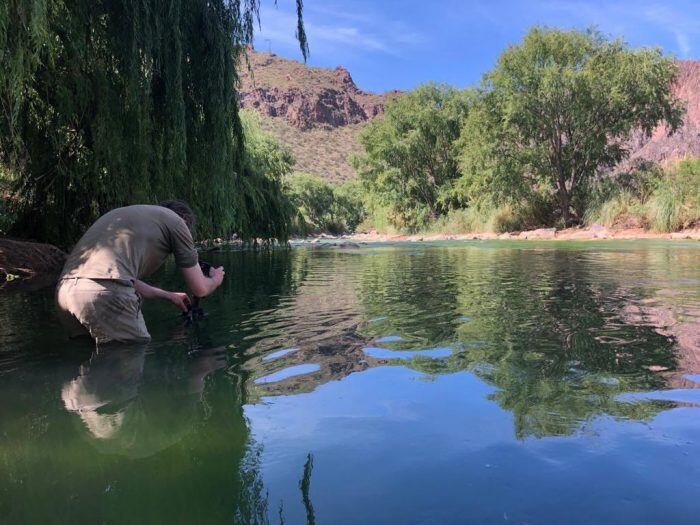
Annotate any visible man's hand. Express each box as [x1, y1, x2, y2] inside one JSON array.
[[168, 292, 191, 312], [210, 266, 225, 286]]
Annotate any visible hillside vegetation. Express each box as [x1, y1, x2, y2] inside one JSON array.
[[238, 49, 392, 183], [257, 118, 365, 183]]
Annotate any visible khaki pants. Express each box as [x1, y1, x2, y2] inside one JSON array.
[[56, 278, 151, 344]]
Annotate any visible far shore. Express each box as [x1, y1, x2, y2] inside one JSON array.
[[3, 225, 699, 291], [293, 225, 700, 244]]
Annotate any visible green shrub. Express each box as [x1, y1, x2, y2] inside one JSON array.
[[238, 110, 297, 242], [486, 205, 524, 233], [357, 197, 397, 234], [286, 173, 365, 235], [334, 181, 366, 232], [426, 208, 484, 234]]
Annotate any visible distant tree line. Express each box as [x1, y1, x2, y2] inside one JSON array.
[[356, 27, 691, 233]]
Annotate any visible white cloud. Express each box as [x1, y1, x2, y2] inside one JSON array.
[[675, 32, 691, 57], [466, 1, 700, 58], [255, 3, 425, 58], [539, 1, 700, 56]]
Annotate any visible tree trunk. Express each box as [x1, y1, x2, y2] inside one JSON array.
[[558, 186, 571, 226]]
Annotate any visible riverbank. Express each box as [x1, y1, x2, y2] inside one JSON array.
[[3, 225, 699, 290], [297, 225, 700, 244], [0, 238, 66, 290]]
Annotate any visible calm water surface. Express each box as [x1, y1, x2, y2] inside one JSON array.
[[2, 240, 700, 524]]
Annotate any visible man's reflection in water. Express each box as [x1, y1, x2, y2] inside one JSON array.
[[61, 344, 226, 456]]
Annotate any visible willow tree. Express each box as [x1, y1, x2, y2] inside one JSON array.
[[238, 109, 296, 242], [0, 0, 307, 246], [458, 27, 684, 225]]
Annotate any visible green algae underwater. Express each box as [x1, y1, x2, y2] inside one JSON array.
[[1, 240, 700, 524]]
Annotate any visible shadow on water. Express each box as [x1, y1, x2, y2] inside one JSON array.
[[1, 241, 699, 522]]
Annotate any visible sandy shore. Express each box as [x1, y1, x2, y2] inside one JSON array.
[[296, 225, 700, 244]]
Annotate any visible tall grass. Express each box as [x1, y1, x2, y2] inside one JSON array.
[[419, 201, 545, 235], [586, 159, 700, 232], [646, 160, 700, 231], [583, 191, 646, 228]]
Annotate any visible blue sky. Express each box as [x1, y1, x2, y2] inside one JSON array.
[[254, 0, 700, 92]]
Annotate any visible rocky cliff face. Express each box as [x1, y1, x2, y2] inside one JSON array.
[[625, 60, 700, 167], [239, 50, 387, 130]]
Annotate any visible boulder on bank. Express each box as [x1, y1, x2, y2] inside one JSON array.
[[518, 228, 557, 239], [589, 224, 611, 239], [0, 238, 66, 288]]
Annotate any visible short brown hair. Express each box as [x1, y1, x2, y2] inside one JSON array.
[[158, 199, 196, 232]]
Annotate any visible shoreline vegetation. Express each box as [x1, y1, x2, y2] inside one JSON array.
[[3, 225, 698, 291]]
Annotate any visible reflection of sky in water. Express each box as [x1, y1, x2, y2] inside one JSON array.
[[362, 346, 452, 360], [255, 364, 321, 384], [262, 347, 299, 361], [374, 335, 404, 343], [246, 366, 700, 525], [618, 389, 700, 405]]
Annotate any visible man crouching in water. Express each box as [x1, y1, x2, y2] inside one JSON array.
[[56, 200, 225, 344]]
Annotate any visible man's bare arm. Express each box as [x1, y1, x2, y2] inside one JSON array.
[[133, 280, 191, 312], [180, 264, 225, 298]]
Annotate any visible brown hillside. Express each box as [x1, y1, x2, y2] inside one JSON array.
[[239, 49, 392, 182], [625, 60, 700, 167], [257, 117, 367, 183]]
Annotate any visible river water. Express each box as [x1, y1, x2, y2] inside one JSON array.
[[2, 240, 700, 524]]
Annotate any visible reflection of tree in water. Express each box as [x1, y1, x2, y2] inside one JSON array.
[[234, 246, 686, 438], [300, 453, 316, 525], [353, 247, 682, 438], [358, 248, 462, 346], [237, 249, 373, 402], [234, 446, 316, 525], [234, 443, 274, 525]]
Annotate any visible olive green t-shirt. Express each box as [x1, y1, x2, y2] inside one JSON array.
[[61, 205, 199, 283]]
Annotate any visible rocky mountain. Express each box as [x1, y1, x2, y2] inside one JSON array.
[[239, 49, 699, 182], [239, 50, 386, 130], [239, 49, 392, 182], [625, 60, 700, 167]]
